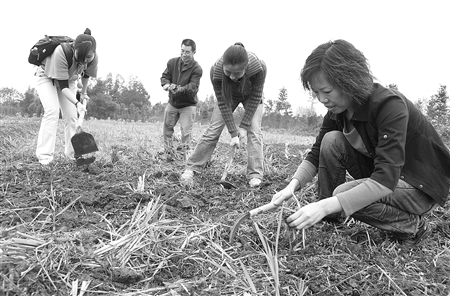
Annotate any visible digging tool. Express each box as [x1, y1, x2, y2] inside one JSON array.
[[217, 145, 237, 189], [71, 99, 98, 166], [229, 201, 279, 243]]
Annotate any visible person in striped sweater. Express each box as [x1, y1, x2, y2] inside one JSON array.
[[181, 43, 267, 187]]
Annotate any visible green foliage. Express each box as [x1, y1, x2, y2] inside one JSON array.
[[197, 94, 216, 124], [0, 87, 23, 116], [264, 99, 275, 114], [275, 87, 292, 116], [426, 85, 449, 141], [387, 83, 399, 90], [427, 85, 448, 123]]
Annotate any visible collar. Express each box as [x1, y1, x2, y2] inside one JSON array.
[[178, 57, 194, 70], [330, 83, 386, 122]]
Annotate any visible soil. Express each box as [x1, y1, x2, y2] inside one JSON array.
[[1, 118, 449, 296]]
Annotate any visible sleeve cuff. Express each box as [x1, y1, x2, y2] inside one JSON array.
[[291, 160, 317, 188]]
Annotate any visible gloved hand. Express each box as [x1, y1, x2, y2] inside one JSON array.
[[76, 101, 87, 114], [80, 93, 90, 101], [168, 84, 178, 94], [172, 85, 186, 94], [230, 136, 240, 147], [271, 180, 300, 206], [163, 83, 171, 91], [238, 128, 247, 139]]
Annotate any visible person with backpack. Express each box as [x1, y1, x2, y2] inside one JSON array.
[[160, 39, 203, 157], [181, 43, 267, 187], [271, 39, 450, 246], [34, 28, 98, 165]]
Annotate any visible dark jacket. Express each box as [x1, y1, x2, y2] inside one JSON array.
[[306, 83, 450, 206], [161, 57, 203, 108]]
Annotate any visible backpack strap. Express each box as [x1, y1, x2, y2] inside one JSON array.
[[61, 42, 74, 69]]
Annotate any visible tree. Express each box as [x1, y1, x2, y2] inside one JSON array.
[[121, 76, 151, 109], [387, 83, 399, 90], [264, 99, 275, 114], [150, 102, 167, 121], [275, 87, 292, 116], [20, 87, 40, 116], [415, 97, 428, 115], [421, 85, 450, 141], [0, 87, 23, 104], [88, 93, 118, 119], [426, 85, 449, 127], [197, 94, 216, 124], [0, 87, 23, 116]]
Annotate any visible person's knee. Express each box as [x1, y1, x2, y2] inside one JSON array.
[[333, 182, 351, 195], [321, 131, 344, 147], [43, 107, 60, 119], [332, 179, 364, 195]]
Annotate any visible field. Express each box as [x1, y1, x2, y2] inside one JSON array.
[[1, 116, 449, 296]]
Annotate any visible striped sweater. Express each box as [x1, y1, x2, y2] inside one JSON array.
[[210, 52, 267, 137]]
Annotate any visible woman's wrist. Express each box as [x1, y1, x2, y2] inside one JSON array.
[[289, 179, 301, 192], [318, 196, 342, 216]]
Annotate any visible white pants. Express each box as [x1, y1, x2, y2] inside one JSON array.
[[35, 70, 77, 164]]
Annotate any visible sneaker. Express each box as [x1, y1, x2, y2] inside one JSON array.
[[249, 178, 262, 187], [181, 169, 194, 181], [39, 159, 52, 165], [411, 220, 431, 246]]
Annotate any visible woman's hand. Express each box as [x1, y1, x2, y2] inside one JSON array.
[[238, 128, 247, 139], [163, 83, 170, 91], [168, 84, 178, 94], [76, 102, 87, 114], [271, 180, 299, 206], [230, 136, 239, 147], [80, 93, 90, 102], [286, 197, 342, 230]]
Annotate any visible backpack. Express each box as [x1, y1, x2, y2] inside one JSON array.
[[28, 35, 74, 68]]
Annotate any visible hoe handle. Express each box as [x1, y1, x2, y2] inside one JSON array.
[[221, 145, 236, 181], [249, 202, 278, 217], [77, 100, 88, 128]]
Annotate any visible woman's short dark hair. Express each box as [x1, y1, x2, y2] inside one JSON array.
[[300, 39, 375, 106], [182, 39, 196, 52], [74, 28, 96, 64]]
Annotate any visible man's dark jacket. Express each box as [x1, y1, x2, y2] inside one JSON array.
[[161, 57, 203, 108]]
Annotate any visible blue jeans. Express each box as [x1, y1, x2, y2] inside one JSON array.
[[163, 104, 196, 149], [319, 131, 435, 236], [187, 102, 264, 180]]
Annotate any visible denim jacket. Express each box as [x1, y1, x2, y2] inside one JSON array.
[[306, 83, 450, 206]]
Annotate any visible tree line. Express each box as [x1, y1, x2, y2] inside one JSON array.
[[0, 74, 448, 140]]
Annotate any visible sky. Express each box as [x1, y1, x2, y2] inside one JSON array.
[[1, 0, 449, 115]]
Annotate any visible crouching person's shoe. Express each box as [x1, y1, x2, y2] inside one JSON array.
[[410, 220, 431, 246], [392, 219, 431, 247]]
